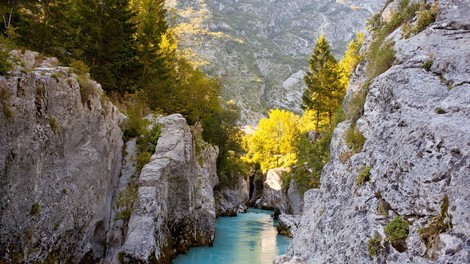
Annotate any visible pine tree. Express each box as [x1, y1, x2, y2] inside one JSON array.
[[302, 34, 344, 132], [72, 0, 139, 93], [339, 32, 364, 89], [131, 0, 168, 80], [15, 0, 73, 55]]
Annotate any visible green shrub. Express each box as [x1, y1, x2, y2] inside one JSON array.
[[415, 2, 439, 33], [49, 116, 60, 134], [356, 166, 372, 185], [281, 170, 292, 191], [135, 151, 152, 173], [402, 22, 413, 38], [402, 2, 439, 38], [122, 110, 150, 141], [366, 0, 423, 79], [50, 72, 65, 80], [69, 59, 90, 75], [344, 87, 368, 123], [366, 13, 382, 30], [0, 37, 13, 75], [293, 129, 333, 193], [367, 39, 396, 80], [385, 216, 410, 241], [367, 235, 382, 257], [30, 202, 41, 216], [2, 102, 14, 120], [344, 124, 366, 153], [115, 183, 139, 221], [217, 150, 249, 188], [0, 49, 13, 75], [422, 59, 433, 71], [133, 124, 161, 172], [77, 75, 96, 104]]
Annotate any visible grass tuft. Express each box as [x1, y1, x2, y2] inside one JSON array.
[[384, 216, 409, 252], [356, 166, 372, 185], [367, 235, 382, 257], [419, 195, 452, 255], [344, 124, 366, 154]]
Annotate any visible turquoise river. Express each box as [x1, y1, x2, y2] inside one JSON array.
[[173, 208, 291, 264]]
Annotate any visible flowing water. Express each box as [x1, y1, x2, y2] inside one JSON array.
[[173, 208, 291, 264]]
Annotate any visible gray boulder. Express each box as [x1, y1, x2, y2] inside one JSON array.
[[277, 214, 301, 238], [255, 168, 288, 211]]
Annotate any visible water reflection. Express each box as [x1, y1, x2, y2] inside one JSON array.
[[173, 208, 291, 264]]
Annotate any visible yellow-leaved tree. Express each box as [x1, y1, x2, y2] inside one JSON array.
[[244, 109, 300, 173]]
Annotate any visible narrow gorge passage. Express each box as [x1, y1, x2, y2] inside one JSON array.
[[173, 209, 291, 264]]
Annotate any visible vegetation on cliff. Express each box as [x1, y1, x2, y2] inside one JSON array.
[[0, 0, 243, 187]]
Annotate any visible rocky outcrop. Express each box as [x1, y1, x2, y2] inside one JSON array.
[[254, 168, 288, 211], [0, 51, 124, 262], [286, 179, 304, 215], [277, 214, 301, 238], [215, 175, 249, 216], [121, 114, 219, 263], [278, 0, 470, 263]]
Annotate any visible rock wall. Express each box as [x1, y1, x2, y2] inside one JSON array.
[[278, 0, 470, 263], [215, 175, 249, 216], [121, 114, 219, 263], [286, 179, 304, 215], [249, 168, 303, 215], [0, 51, 124, 262], [254, 168, 288, 211]]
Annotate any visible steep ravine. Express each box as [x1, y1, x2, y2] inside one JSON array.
[[276, 0, 470, 263], [0, 52, 221, 263]]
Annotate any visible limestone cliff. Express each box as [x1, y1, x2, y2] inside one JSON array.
[[121, 114, 219, 263], [0, 51, 124, 262], [277, 0, 470, 263], [0, 52, 220, 264]]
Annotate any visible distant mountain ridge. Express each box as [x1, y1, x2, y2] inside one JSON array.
[[167, 0, 386, 125]]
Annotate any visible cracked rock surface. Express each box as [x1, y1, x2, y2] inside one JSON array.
[[277, 0, 470, 263], [0, 51, 124, 262]]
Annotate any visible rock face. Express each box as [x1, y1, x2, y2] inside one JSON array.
[[167, 0, 387, 124], [277, 214, 301, 238], [254, 168, 287, 211], [122, 114, 219, 263], [279, 0, 470, 263], [0, 51, 124, 262], [286, 179, 304, 215], [215, 175, 249, 216]]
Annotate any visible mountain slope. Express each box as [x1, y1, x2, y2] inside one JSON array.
[[167, 0, 386, 124]]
